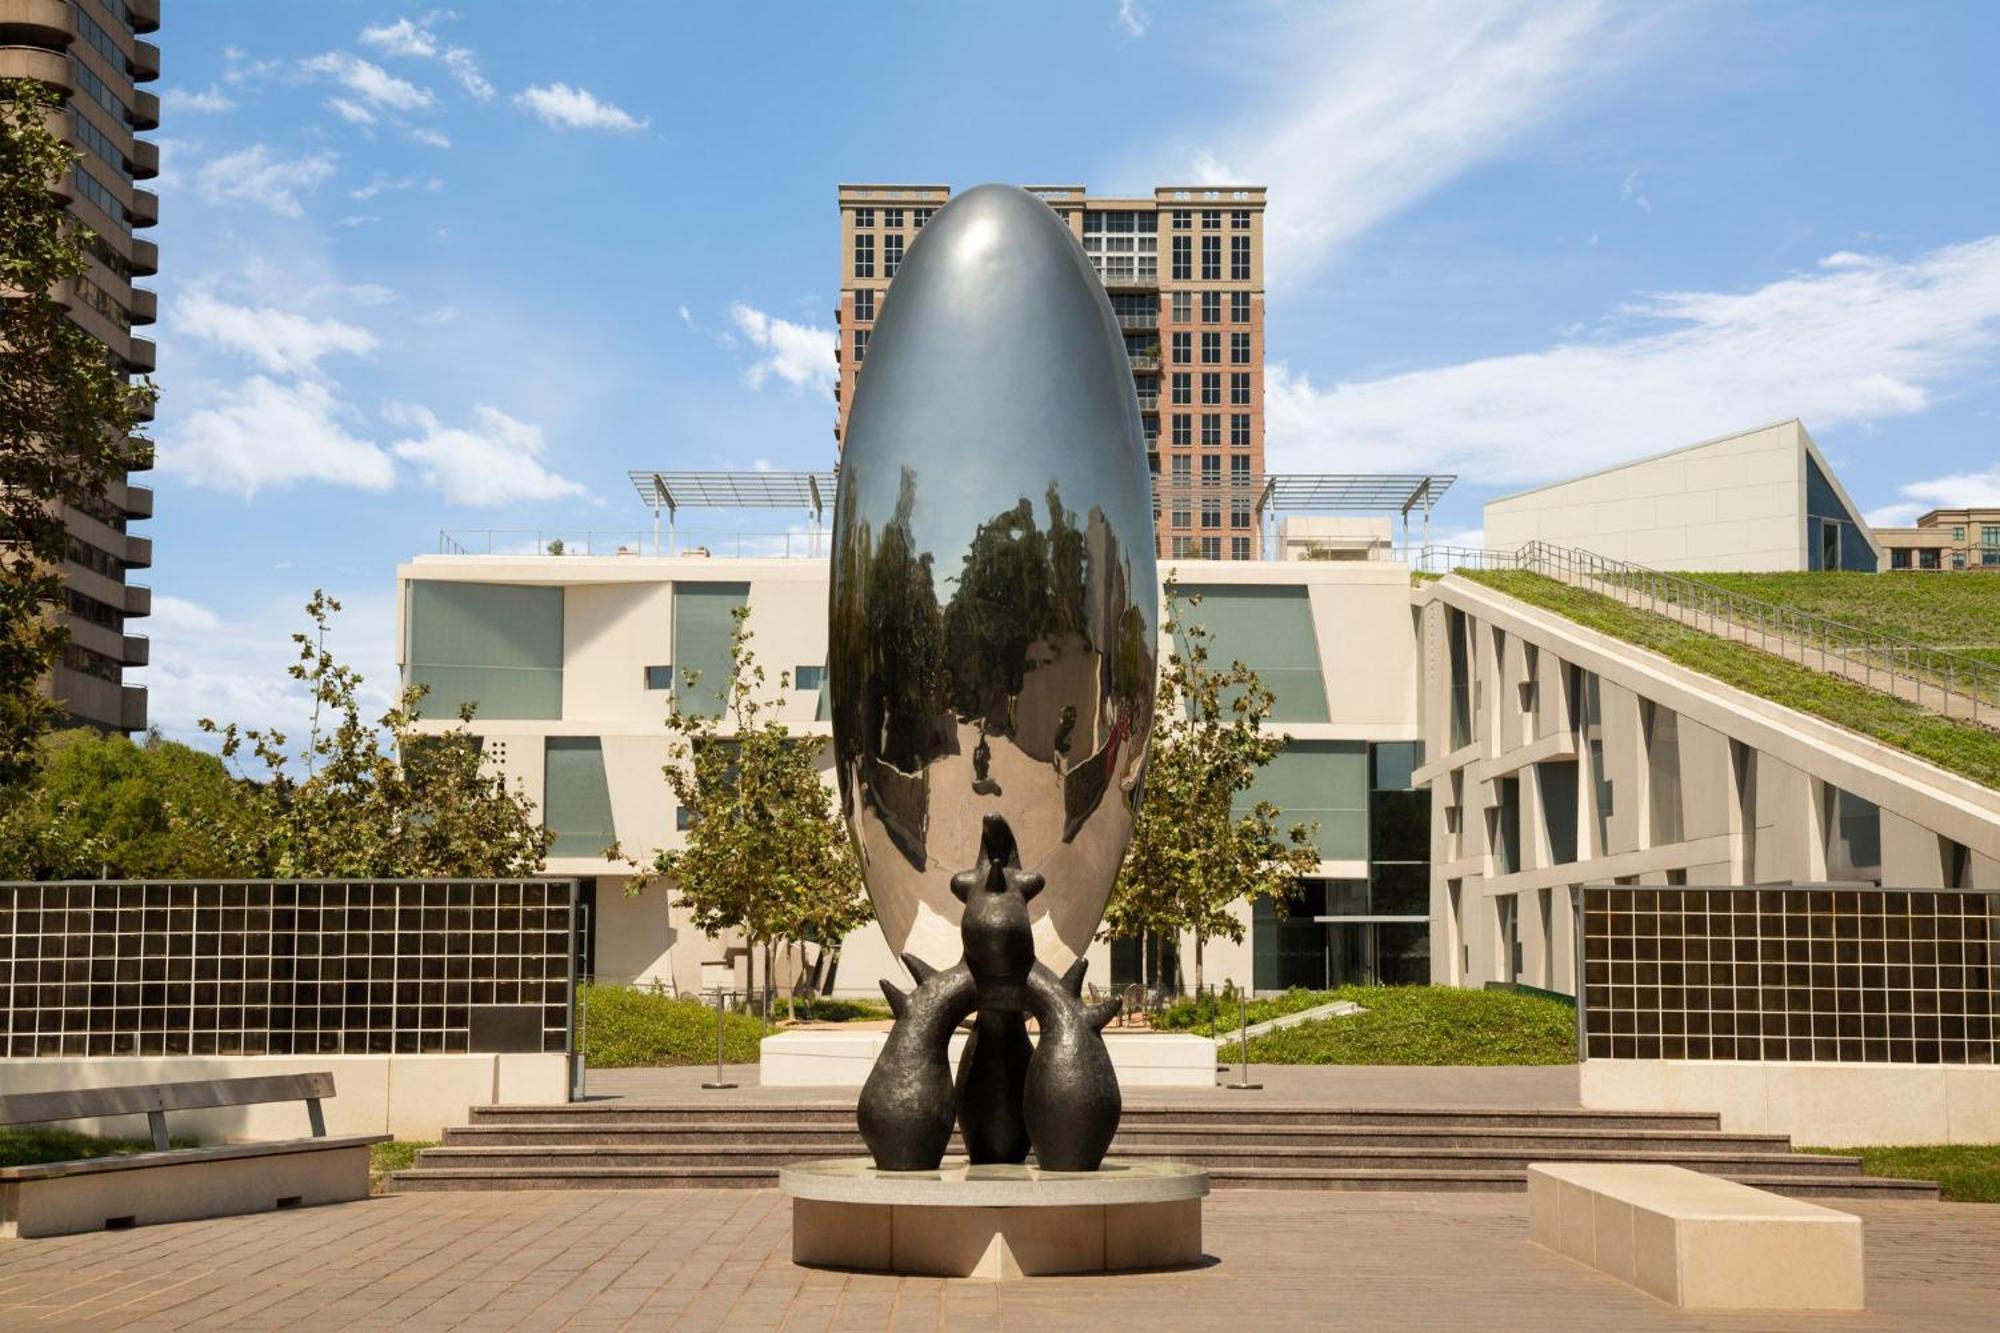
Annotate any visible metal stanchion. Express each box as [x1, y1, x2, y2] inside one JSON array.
[[702, 988, 737, 1090], [1227, 990, 1262, 1091]]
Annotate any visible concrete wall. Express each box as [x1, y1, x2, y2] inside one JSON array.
[[1483, 420, 1874, 572], [1581, 1060, 2000, 1146], [0, 1054, 569, 1143]]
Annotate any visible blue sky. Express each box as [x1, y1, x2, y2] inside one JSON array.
[[142, 1, 2000, 744]]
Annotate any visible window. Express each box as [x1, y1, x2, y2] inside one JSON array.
[[1823, 784, 1882, 885], [1231, 234, 1251, 280], [1171, 331, 1191, 364], [70, 112, 128, 182], [1202, 209, 1221, 230], [1493, 777, 1521, 875], [1231, 290, 1251, 323], [1171, 290, 1191, 323], [1201, 413, 1221, 447], [644, 665, 674, 690], [913, 207, 934, 228], [1230, 372, 1251, 405], [1920, 548, 1940, 570], [1079, 210, 1158, 284], [1232, 208, 1250, 229], [1178, 584, 1329, 721], [854, 207, 874, 228], [69, 57, 124, 121], [1172, 536, 1196, 558], [1231, 413, 1251, 447], [1230, 331, 1252, 365], [1201, 498, 1221, 529], [853, 288, 875, 322], [1643, 701, 1684, 846], [672, 582, 750, 718], [1201, 290, 1221, 324], [1539, 760, 1579, 865], [1202, 373, 1221, 405], [545, 737, 617, 859], [1201, 234, 1221, 280], [1951, 525, 1965, 540], [1201, 455, 1221, 485], [1171, 372, 1191, 405], [883, 208, 903, 228], [853, 233, 875, 279], [1231, 455, 1251, 482], [1171, 235, 1191, 280], [1172, 209, 1191, 229], [1201, 536, 1222, 559], [408, 582, 564, 720], [1231, 536, 1251, 560], [1171, 413, 1191, 446], [1170, 454, 1191, 484], [1172, 502, 1191, 529], [1891, 548, 1911, 570], [852, 329, 869, 363], [883, 234, 905, 278], [72, 166, 129, 232], [1984, 525, 2000, 547], [1954, 550, 1967, 570], [1231, 497, 1251, 529], [794, 665, 825, 691], [1200, 331, 1220, 365]]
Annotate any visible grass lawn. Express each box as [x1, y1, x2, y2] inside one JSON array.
[[580, 985, 771, 1067], [368, 1140, 436, 1194], [1167, 985, 1575, 1065], [1801, 1145, 2000, 1203], [0, 1126, 197, 1168], [1681, 571, 2000, 661], [1461, 570, 2000, 790]]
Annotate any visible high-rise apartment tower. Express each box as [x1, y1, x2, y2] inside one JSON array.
[[837, 183, 1267, 560], [1, 0, 160, 731]]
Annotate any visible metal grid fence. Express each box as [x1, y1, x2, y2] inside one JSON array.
[[0, 880, 576, 1059]]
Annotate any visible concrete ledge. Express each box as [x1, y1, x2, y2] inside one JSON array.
[[0, 1054, 571, 1142], [1581, 1059, 2000, 1145], [1528, 1163, 1864, 1310], [0, 1142, 372, 1239], [784, 1158, 1206, 1279], [760, 1031, 1216, 1088]]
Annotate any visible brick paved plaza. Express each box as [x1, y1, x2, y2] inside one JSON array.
[[2, 1188, 1997, 1330]]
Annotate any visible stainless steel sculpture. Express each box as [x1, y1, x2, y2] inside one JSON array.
[[829, 184, 1158, 1172]]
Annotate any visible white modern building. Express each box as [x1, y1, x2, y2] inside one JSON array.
[[1482, 420, 1882, 573]]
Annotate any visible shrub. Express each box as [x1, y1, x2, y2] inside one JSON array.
[[1238, 985, 1575, 1065], [580, 985, 768, 1068]]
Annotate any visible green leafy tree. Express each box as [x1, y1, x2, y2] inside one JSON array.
[[1103, 580, 1319, 993], [197, 591, 553, 877], [0, 79, 156, 790], [649, 606, 870, 1017], [0, 728, 265, 879]]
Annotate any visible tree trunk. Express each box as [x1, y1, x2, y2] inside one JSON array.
[[1194, 933, 1205, 995]]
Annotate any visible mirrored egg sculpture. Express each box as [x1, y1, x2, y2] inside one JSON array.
[[830, 185, 1158, 1172]]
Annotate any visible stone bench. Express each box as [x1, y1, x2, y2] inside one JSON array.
[[1528, 1163, 1864, 1310], [0, 1073, 387, 1238]]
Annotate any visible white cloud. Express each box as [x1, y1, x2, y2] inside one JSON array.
[[163, 84, 234, 114], [728, 303, 836, 394], [409, 127, 452, 149], [1621, 168, 1652, 213], [326, 97, 375, 125], [174, 291, 377, 375], [195, 144, 337, 217], [386, 404, 586, 506], [164, 376, 395, 498], [513, 83, 646, 132], [348, 172, 443, 200], [359, 17, 437, 58], [1116, 0, 1149, 37], [301, 51, 436, 112], [1184, 0, 1654, 286], [336, 214, 382, 228], [1870, 464, 2000, 527], [1266, 236, 2000, 485], [442, 49, 493, 101]]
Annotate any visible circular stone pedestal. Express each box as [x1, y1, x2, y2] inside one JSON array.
[[782, 1158, 1209, 1280]]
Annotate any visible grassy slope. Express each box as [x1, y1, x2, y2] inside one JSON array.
[[1802, 1145, 2000, 1204], [1462, 570, 2000, 790], [1166, 985, 1576, 1066], [1682, 571, 2000, 660]]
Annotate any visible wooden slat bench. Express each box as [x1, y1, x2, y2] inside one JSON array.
[[0, 1073, 387, 1239], [1528, 1162, 1864, 1310]]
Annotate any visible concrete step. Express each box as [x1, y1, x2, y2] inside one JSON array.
[[411, 1142, 1866, 1178], [439, 1121, 1794, 1155]]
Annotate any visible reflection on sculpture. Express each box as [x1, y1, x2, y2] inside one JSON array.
[[830, 184, 1158, 1172]]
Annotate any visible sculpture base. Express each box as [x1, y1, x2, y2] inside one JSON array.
[[782, 1158, 1208, 1279]]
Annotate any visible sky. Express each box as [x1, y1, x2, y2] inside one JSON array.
[[138, 0, 2000, 747]]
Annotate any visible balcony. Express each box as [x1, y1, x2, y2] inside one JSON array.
[[128, 89, 158, 131], [125, 435, 153, 470], [0, 0, 75, 43], [119, 482, 153, 518], [126, 186, 158, 227], [1117, 312, 1158, 331], [0, 45, 71, 94], [126, 0, 159, 33], [127, 38, 158, 80], [119, 684, 146, 733], [127, 284, 156, 324], [123, 583, 150, 617], [129, 237, 157, 275], [1128, 353, 1161, 372], [129, 137, 157, 179], [120, 634, 148, 667], [1135, 391, 1160, 411], [124, 335, 155, 373], [123, 533, 151, 569]]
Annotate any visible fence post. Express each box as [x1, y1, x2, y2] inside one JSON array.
[[702, 988, 737, 1091]]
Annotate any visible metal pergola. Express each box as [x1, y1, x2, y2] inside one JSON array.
[[630, 469, 1456, 553]]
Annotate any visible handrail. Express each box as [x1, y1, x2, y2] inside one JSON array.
[[1423, 541, 1997, 728]]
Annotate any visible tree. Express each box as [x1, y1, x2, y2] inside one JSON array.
[[649, 606, 870, 1017], [1103, 580, 1320, 993], [198, 591, 553, 877], [0, 80, 156, 791]]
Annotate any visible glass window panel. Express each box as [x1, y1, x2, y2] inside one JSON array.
[[1176, 584, 1329, 722], [1238, 740, 1366, 859], [545, 738, 616, 858], [1370, 863, 1428, 917], [672, 582, 749, 718], [1370, 741, 1423, 791], [1370, 790, 1428, 864], [408, 582, 563, 719], [1539, 759, 1579, 865]]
